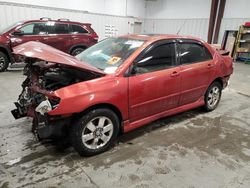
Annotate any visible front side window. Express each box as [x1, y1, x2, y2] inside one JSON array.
[[179, 43, 212, 64], [71, 25, 88, 34], [135, 43, 176, 74], [19, 23, 46, 35], [76, 37, 145, 73]]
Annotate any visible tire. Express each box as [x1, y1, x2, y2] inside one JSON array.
[[71, 108, 119, 156], [204, 81, 222, 112], [70, 47, 86, 56], [0, 52, 9, 72]]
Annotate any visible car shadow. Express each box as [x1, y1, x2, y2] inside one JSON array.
[[49, 107, 205, 153], [118, 107, 205, 144]]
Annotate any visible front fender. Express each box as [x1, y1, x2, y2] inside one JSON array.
[[48, 76, 129, 120]]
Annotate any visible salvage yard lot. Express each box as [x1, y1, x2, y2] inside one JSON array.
[[0, 62, 250, 188]]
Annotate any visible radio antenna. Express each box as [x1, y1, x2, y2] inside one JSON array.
[[177, 19, 187, 35]]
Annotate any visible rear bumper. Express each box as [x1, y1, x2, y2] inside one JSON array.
[[222, 75, 231, 89]]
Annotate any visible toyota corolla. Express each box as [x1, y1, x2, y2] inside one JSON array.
[[11, 34, 233, 156]]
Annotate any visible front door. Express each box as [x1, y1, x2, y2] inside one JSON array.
[[128, 41, 181, 122], [10, 22, 47, 48]]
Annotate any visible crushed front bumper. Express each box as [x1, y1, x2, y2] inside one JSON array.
[[34, 114, 70, 139], [11, 102, 28, 119], [11, 102, 70, 139]]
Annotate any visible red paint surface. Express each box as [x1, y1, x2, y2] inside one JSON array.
[[14, 34, 233, 133]]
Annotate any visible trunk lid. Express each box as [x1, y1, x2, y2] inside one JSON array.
[[13, 41, 105, 75]]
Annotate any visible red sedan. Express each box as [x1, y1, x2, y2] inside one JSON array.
[[12, 34, 233, 156]]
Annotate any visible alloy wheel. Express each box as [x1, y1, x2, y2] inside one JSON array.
[[207, 86, 220, 108], [81, 116, 114, 149]]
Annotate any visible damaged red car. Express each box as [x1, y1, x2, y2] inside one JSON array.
[[12, 34, 233, 156]]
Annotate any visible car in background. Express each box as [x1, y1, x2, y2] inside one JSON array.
[[11, 34, 233, 156], [0, 17, 98, 72]]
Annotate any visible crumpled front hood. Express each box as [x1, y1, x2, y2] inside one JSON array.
[[13, 41, 105, 75]]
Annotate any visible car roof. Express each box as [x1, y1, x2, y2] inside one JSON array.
[[22, 19, 91, 26], [120, 34, 205, 43]]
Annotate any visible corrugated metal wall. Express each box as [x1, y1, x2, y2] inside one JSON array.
[[144, 18, 250, 44], [0, 1, 138, 40], [144, 19, 209, 41]]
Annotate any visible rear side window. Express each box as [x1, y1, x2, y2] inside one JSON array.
[[179, 43, 212, 64], [19, 23, 46, 35], [49, 23, 70, 34], [71, 25, 88, 34], [136, 43, 176, 73]]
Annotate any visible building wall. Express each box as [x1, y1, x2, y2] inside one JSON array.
[[145, 0, 211, 19], [0, 0, 146, 17], [144, 0, 250, 43], [0, 0, 145, 40], [144, 0, 211, 41], [144, 18, 209, 41], [224, 0, 250, 18], [1, 0, 250, 43]]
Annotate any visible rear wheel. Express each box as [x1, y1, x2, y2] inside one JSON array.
[[204, 82, 222, 111], [71, 108, 119, 156], [70, 47, 86, 56], [0, 52, 9, 72]]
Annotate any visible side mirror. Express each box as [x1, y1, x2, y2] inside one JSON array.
[[129, 62, 145, 75], [130, 64, 137, 75], [12, 29, 23, 36]]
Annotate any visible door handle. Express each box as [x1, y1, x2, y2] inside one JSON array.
[[207, 63, 215, 68], [171, 71, 180, 77]]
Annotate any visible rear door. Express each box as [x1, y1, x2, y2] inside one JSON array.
[[177, 39, 215, 106], [128, 40, 181, 122], [70, 24, 91, 49], [43, 22, 72, 52], [10, 22, 47, 47]]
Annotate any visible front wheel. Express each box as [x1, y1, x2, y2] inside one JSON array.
[[0, 52, 9, 72], [71, 108, 119, 156], [204, 82, 222, 111]]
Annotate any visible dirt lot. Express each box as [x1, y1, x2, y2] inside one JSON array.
[[0, 62, 250, 188]]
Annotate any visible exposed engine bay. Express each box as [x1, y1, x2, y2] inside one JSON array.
[[11, 57, 103, 138]]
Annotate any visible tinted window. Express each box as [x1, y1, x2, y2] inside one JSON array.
[[49, 23, 69, 34], [19, 23, 46, 35], [71, 25, 88, 34], [136, 43, 176, 74], [179, 43, 212, 64]]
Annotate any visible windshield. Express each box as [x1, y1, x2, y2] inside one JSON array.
[[76, 37, 145, 74], [0, 21, 23, 34]]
